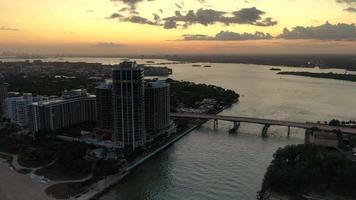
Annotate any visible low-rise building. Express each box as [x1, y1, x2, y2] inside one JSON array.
[[305, 129, 339, 148]]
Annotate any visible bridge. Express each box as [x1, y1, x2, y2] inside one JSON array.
[[170, 112, 356, 137]]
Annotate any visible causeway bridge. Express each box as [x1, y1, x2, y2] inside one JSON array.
[[170, 112, 356, 137]]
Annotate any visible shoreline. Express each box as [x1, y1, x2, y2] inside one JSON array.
[[80, 105, 233, 200]]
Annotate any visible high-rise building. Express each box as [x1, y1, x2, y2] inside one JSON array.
[[112, 61, 145, 153], [30, 89, 96, 133], [5, 93, 46, 126], [145, 80, 171, 144], [96, 82, 113, 131], [0, 74, 8, 111]]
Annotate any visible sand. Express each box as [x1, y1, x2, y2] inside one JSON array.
[[0, 160, 53, 200]]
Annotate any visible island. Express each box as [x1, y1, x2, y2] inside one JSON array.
[[277, 71, 356, 82], [269, 67, 281, 71], [258, 144, 356, 200]]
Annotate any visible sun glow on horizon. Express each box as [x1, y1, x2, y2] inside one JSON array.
[[1, 0, 356, 54]]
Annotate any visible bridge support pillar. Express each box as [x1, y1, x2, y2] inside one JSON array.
[[262, 124, 270, 138], [233, 122, 240, 130], [213, 119, 219, 129], [287, 126, 291, 137], [229, 122, 240, 134]]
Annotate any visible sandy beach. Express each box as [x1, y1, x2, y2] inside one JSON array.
[[0, 160, 53, 200]]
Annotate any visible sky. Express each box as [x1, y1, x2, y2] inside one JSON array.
[[1, 0, 356, 54]]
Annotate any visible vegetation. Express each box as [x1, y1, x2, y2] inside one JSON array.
[[5, 74, 102, 96], [93, 160, 121, 178], [258, 145, 356, 199], [166, 79, 239, 111], [0, 153, 13, 163], [278, 71, 356, 83], [45, 177, 101, 199], [17, 139, 61, 168], [35, 142, 93, 181]]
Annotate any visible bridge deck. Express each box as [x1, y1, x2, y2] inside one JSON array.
[[170, 113, 356, 135]]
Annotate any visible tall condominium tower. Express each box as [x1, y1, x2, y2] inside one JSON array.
[[96, 82, 113, 131], [0, 74, 8, 111], [145, 80, 170, 144], [112, 61, 145, 153]]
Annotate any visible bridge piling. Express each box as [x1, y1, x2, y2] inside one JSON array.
[[287, 126, 291, 137], [229, 122, 240, 134], [262, 124, 270, 138], [213, 119, 219, 129]]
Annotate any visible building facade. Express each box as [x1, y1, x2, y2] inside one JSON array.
[[30, 89, 96, 133], [5, 93, 46, 126], [0, 74, 8, 112], [112, 61, 146, 153], [96, 82, 113, 131], [145, 80, 171, 144]]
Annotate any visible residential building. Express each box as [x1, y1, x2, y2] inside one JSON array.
[[96, 82, 113, 131], [5, 93, 46, 126], [112, 61, 145, 153], [0, 74, 8, 111], [30, 89, 96, 133], [305, 129, 339, 148], [145, 80, 171, 144]]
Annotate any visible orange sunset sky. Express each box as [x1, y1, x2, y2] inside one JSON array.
[[1, 0, 356, 54]]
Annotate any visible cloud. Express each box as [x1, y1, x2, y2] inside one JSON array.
[[278, 22, 356, 40], [0, 26, 20, 31], [111, 0, 154, 10], [336, 0, 356, 12], [92, 42, 125, 48], [107, 13, 124, 19], [182, 31, 273, 41], [162, 7, 277, 28], [345, 6, 356, 12], [164, 20, 178, 29]]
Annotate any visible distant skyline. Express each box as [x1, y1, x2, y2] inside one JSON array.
[[1, 0, 356, 54]]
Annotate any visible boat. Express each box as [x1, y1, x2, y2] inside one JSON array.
[[203, 65, 212, 68]]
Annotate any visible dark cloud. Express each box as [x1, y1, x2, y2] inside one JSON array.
[[182, 31, 273, 41], [336, 0, 356, 12], [345, 6, 356, 12], [111, 0, 154, 10], [122, 15, 158, 25], [278, 22, 356, 40], [0, 26, 20, 31], [163, 7, 277, 28], [92, 42, 125, 48], [164, 20, 177, 29], [107, 13, 124, 19]]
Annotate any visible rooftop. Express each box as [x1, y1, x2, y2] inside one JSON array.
[[96, 82, 112, 90], [114, 61, 143, 70]]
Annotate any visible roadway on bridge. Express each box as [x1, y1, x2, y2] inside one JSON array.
[[170, 113, 356, 135]]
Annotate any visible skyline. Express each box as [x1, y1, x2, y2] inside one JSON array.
[[1, 0, 356, 54]]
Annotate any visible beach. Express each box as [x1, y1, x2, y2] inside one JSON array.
[[0, 160, 53, 200]]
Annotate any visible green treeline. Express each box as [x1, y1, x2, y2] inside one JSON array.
[[278, 71, 356, 82], [167, 78, 240, 110], [5, 74, 101, 96], [258, 145, 356, 199]]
